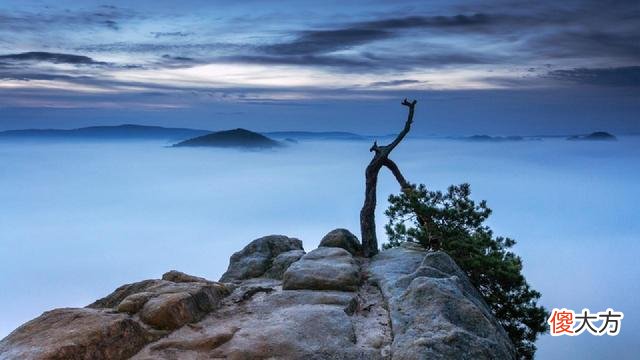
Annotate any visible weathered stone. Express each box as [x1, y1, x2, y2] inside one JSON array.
[[220, 235, 304, 282], [283, 247, 361, 291], [136, 282, 227, 330], [0, 308, 155, 360], [132, 278, 389, 360], [88, 279, 161, 309], [116, 291, 154, 314], [2, 236, 517, 360], [89, 275, 228, 330], [319, 228, 362, 256], [265, 249, 305, 279], [369, 248, 516, 360], [162, 270, 210, 283]]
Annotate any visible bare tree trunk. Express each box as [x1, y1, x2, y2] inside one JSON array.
[[360, 99, 417, 257]]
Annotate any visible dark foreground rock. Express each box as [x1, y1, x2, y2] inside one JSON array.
[[219, 234, 304, 282], [283, 247, 361, 291], [319, 228, 363, 256], [0, 230, 515, 360], [0, 308, 154, 360], [369, 244, 515, 359]]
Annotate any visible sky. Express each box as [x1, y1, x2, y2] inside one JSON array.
[[0, 0, 638, 134]]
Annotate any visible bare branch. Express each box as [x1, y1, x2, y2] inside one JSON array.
[[385, 98, 417, 154], [382, 158, 411, 190]]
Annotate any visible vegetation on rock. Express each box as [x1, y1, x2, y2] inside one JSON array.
[[384, 183, 548, 359]]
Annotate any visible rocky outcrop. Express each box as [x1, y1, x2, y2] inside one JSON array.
[[0, 308, 154, 360], [319, 228, 362, 256], [368, 243, 515, 359], [90, 275, 229, 331], [0, 271, 228, 360], [283, 247, 361, 291], [0, 230, 515, 360], [219, 235, 304, 282]]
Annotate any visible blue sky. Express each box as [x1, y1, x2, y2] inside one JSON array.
[[0, 0, 638, 134]]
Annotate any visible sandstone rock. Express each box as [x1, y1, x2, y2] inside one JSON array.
[[283, 247, 361, 291], [264, 249, 305, 279], [117, 291, 154, 314], [132, 278, 389, 360], [369, 248, 516, 360], [162, 270, 210, 283], [319, 228, 362, 256], [88, 279, 161, 309], [0, 308, 155, 360], [220, 235, 304, 282], [90, 275, 228, 331], [2, 234, 517, 360]]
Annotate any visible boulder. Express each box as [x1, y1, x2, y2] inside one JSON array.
[[264, 249, 305, 279], [220, 235, 304, 282], [319, 228, 362, 256], [0, 308, 155, 360], [283, 247, 361, 291], [162, 270, 210, 283], [90, 275, 228, 331], [369, 248, 516, 360]]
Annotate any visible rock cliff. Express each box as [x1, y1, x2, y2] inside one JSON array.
[[0, 230, 515, 360]]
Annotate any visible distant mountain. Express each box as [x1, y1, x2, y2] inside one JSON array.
[[0, 124, 210, 141], [460, 135, 527, 142], [263, 131, 366, 141], [567, 131, 617, 141], [174, 128, 281, 149]]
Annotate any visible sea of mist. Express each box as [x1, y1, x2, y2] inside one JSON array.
[[1, 136, 638, 359]]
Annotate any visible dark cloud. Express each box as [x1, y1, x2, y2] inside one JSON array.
[[264, 28, 391, 55], [0, 52, 106, 65], [369, 79, 422, 87], [0, 5, 133, 32], [355, 13, 493, 30], [262, 13, 495, 56], [151, 31, 193, 38], [546, 66, 640, 87], [161, 54, 195, 62]]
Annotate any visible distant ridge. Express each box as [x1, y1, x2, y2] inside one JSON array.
[[567, 131, 617, 141], [0, 124, 210, 141], [174, 128, 281, 149]]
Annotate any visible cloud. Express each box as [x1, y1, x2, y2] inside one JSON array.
[[546, 66, 640, 87], [262, 13, 496, 56], [369, 79, 423, 87], [355, 13, 494, 30], [0, 5, 134, 32], [263, 28, 391, 55], [0, 52, 106, 65], [151, 31, 193, 38]]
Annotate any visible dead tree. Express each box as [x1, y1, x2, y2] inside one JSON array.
[[360, 98, 417, 257]]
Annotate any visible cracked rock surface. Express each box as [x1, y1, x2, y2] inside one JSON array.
[[0, 229, 514, 360]]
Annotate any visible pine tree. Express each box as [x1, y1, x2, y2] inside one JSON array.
[[385, 183, 548, 359]]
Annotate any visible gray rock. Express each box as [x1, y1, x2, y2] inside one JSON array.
[[265, 249, 305, 279], [369, 248, 516, 360], [0, 308, 155, 360], [283, 247, 361, 291], [89, 275, 229, 331], [319, 228, 362, 256], [2, 235, 517, 360], [162, 270, 210, 283], [132, 278, 389, 360], [220, 235, 304, 282]]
